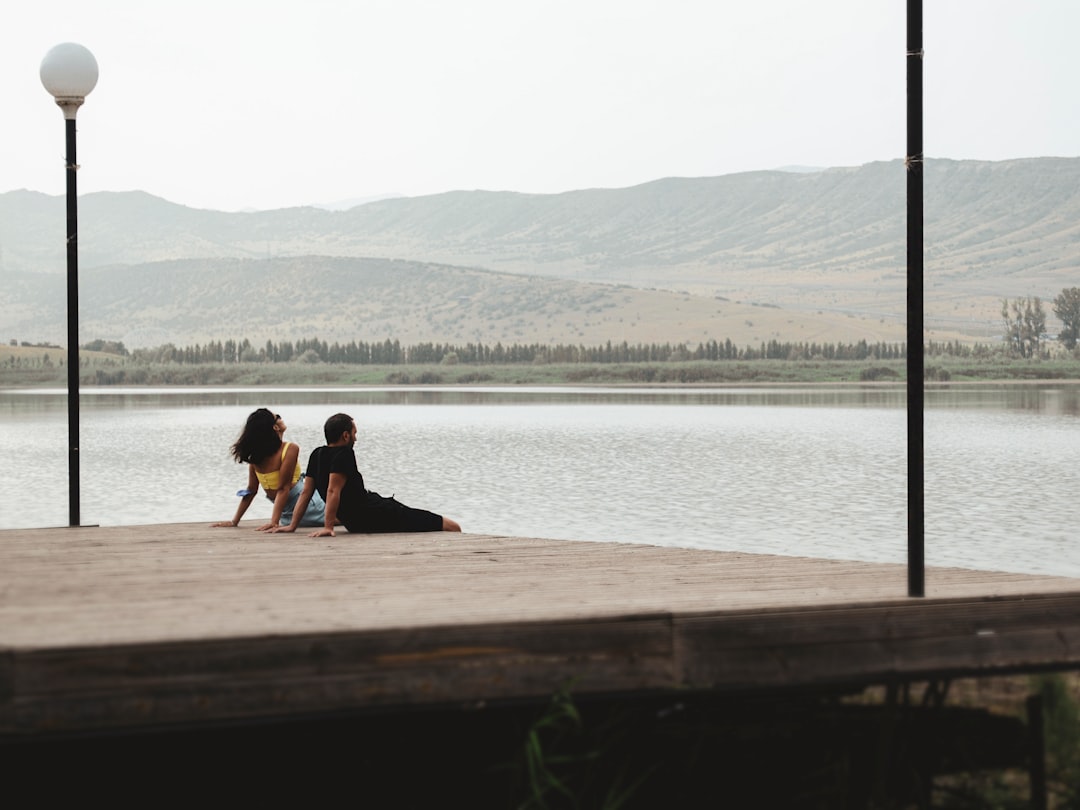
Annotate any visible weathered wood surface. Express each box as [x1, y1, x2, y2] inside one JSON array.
[[2, 521, 1080, 736]]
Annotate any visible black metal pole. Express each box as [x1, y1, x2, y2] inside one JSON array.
[[65, 117, 80, 527], [1027, 694, 1048, 810], [906, 0, 925, 596]]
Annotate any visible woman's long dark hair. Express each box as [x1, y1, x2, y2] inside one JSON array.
[[229, 408, 282, 464]]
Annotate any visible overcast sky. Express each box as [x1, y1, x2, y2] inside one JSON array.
[[5, 1, 1079, 212]]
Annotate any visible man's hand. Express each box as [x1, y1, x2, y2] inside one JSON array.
[[269, 525, 296, 534], [254, 522, 277, 532], [309, 527, 336, 537], [210, 521, 237, 528]]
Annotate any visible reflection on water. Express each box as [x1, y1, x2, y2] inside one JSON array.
[[3, 384, 916, 409], [9, 382, 1080, 412], [2, 383, 1080, 578]]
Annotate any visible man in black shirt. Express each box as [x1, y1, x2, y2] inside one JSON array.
[[277, 413, 462, 537]]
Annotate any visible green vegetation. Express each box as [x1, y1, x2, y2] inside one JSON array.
[[496, 674, 1080, 809], [1032, 673, 1080, 808], [1053, 287, 1080, 350], [123, 335, 908, 365], [9, 351, 1080, 388], [1001, 296, 1049, 358], [925, 673, 1080, 809], [498, 689, 659, 810], [6, 330, 1080, 387]]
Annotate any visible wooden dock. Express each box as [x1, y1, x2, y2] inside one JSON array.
[[3, 521, 1080, 739]]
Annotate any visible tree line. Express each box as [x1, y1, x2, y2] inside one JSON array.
[[104, 337, 919, 366], [86, 337, 1039, 367]]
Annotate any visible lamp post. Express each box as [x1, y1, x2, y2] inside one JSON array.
[[40, 42, 98, 528]]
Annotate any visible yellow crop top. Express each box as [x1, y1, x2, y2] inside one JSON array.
[[254, 442, 300, 492]]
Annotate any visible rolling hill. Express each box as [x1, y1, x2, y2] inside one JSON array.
[[2, 157, 1077, 348]]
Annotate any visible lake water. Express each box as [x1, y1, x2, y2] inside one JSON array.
[[2, 384, 1079, 578]]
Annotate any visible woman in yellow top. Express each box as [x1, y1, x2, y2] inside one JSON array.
[[211, 408, 327, 531]]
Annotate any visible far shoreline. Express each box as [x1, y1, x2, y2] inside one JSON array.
[[6, 355, 1080, 389]]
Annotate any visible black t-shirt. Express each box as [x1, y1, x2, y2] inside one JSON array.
[[305, 444, 368, 524], [304, 443, 442, 534]]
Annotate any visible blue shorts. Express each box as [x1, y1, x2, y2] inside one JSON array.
[[280, 477, 327, 527]]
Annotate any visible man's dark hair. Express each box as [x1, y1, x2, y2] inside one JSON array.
[[324, 412, 354, 443]]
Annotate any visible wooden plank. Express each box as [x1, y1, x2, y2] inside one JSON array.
[[2, 521, 1080, 736], [6, 616, 675, 734], [2, 523, 1076, 648], [675, 594, 1080, 690]]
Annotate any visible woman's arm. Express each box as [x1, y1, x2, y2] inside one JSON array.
[[211, 465, 259, 527], [256, 442, 300, 531]]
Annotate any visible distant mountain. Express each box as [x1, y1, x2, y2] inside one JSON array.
[[311, 193, 405, 211], [2, 158, 1078, 348]]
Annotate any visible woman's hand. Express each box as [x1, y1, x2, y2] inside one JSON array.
[[210, 521, 237, 528], [269, 525, 296, 533], [309, 527, 336, 538], [254, 522, 278, 532]]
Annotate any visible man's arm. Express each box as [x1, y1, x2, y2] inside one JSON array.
[[309, 472, 346, 537]]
